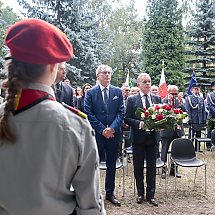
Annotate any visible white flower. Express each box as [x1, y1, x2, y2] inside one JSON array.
[[151, 114, 156, 119], [159, 108, 163, 113], [141, 113, 145, 119], [176, 114, 181, 119]]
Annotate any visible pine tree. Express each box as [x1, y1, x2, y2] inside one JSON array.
[[142, 0, 185, 89], [185, 0, 215, 92], [17, 0, 113, 86]]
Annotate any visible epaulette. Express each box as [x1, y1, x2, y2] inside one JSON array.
[[62, 102, 87, 119]]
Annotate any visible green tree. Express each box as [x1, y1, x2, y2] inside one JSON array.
[[17, 0, 113, 86], [105, 0, 143, 86], [142, 0, 185, 90], [184, 0, 215, 92], [0, 1, 18, 75]]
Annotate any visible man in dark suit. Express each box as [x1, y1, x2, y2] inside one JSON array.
[[124, 73, 161, 206], [54, 62, 74, 106], [160, 85, 185, 178], [84, 64, 124, 206]]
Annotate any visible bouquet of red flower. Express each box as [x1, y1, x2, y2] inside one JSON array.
[[135, 104, 187, 131]]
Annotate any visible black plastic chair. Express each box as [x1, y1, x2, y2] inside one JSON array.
[[211, 129, 215, 150], [170, 138, 207, 193]]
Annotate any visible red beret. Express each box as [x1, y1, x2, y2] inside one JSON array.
[[5, 18, 73, 64]]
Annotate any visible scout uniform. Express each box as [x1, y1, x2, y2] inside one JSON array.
[[0, 19, 106, 215]]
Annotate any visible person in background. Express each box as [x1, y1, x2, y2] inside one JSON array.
[[151, 85, 159, 96], [125, 73, 161, 206], [130, 86, 140, 95], [185, 83, 206, 151], [0, 18, 105, 215], [0, 89, 4, 104], [178, 91, 185, 105], [206, 81, 215, 145], [54, 62, 74, 107], [160, 85, 185, 179], [119, 84, 131, 160], [76, 83, 92, 112], [63, 78, 71, 85], [85, 64, 124, 207], [73, 86, 82, 108]]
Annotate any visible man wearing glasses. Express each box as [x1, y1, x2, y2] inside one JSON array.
[[160, 85, 186, 179], [54, 62, 74, 106], [125, 73, 161, 206], [84, 64, 124, 206]]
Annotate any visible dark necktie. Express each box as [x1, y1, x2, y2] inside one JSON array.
[[55, 83, 61, 100], [144, 94, 150, 109], [103, 87, 108, 105], [172, 99, 175, 108]]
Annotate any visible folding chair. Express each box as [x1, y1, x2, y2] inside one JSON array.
[[211, 129, 215, 151], [99, 158, 125, 197], [171, 138, 207, 194], [191, 123, 208, 152]]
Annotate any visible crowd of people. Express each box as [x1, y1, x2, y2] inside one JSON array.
[[0, 18, 214, 214]]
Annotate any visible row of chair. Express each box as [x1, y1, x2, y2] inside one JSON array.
[[99, 129, 215, 196]]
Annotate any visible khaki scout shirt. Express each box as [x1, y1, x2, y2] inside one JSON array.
[[0, 84, 106, 215]]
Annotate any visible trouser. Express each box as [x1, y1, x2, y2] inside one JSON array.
[[132, 142, 156, 198]]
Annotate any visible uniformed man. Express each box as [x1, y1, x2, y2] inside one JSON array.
[[206, 80, 215, 145], [185, 83, 206, 151], [0, 18, 105, 215]]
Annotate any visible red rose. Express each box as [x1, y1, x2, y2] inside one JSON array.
[[162, 104, 172, 111], [156, 113, 164, 120], [145, 111, 149, 118], [154, 105, 160, 111], [173, 109, 180, 114]]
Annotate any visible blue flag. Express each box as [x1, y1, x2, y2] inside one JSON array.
[[187, 71, 197, 95]]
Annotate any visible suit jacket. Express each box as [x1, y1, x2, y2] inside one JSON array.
[[55, 82, 74, 107], [160, 96, 185, 138], [84, 85, 124, 135], [124, 93, 162, 145]]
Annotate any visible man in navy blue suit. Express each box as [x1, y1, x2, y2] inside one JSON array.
[[54, 62, 74, 107], [84, 64, 124, 206]]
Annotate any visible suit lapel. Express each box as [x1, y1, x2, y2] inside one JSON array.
[[136, 93, 143, 109]]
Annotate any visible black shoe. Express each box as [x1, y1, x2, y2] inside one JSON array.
[[146, 198, 158, 207], [161, 172, 166, 179], [136, 196, 143, 204], [106, 195, 121, 206]]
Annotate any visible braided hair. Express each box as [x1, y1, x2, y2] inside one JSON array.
[[0, 58, 46, 143]]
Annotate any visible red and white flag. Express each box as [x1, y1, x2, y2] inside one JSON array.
[[158, 68, 168, 99]]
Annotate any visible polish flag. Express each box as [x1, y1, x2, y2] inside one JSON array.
[[158, 68, 168, 99]]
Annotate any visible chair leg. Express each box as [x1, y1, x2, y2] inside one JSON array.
[[205, 163, 207, 194], [165, 164, 167, 195], [174, 162, 177, 193], [194, 167, 198, 184], [122, 164, 125, 197]]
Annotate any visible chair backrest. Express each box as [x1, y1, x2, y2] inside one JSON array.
[[211, 129, 215, 145], [171, 138, 196, 160], [191, 124, 206, 132]]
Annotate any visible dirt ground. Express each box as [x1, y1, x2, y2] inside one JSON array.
[[100, 149, 215, 215]]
